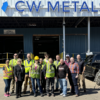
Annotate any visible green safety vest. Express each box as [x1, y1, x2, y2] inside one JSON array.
[[3, 65, 13, 79], [30, 64, 40, 79], [40, 63, 45, 70], [24, 60, 34, 73], [44, 59, 49, 64], [46, 63, 55, 78], [9, 59, 18, 67], [54, 60, 60, 69]]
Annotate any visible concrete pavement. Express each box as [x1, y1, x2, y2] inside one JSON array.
[[0, 76, 100, 100]]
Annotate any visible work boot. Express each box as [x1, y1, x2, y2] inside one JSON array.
[[84, 90, 86, 93], [55, 88, 58, 91], [23, 91, 26, 94]]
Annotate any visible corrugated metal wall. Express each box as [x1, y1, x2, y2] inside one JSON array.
[[0, 27, 100, 59]]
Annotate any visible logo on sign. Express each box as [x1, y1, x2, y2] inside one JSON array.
[[1, 1, 8, 12]]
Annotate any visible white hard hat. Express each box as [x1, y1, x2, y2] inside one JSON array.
[[66, 54, 70, 57]]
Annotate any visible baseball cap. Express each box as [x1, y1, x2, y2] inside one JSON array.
[[66, 54, 70, 57]]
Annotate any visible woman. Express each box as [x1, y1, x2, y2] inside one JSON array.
[[3, 60, 13, 97], [14, 58, 25, 98], [69, 57, 79, 97], [39, 58, 46, 93], [29, 56, 43, 97]]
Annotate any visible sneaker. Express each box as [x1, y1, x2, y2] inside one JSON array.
[[52, 93, 55, 97], [30, 92, 33, 95], [8, 93, 11, 96], [4, 93, 8, 97], [47, 93, 49, 97], [41, 93, 43, 97], [76, 94, 78, 97], [60, 93, 63, 96], [63, 94, 66, 97], [34, 93, 36, 97]]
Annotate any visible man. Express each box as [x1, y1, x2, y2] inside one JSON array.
[[39, 58, 46, 93], [76, 54, 86, 92], [53, 55, 60, 91], [57, 59, 68, 97], [23, 53, 34, 95], [9, 53, 18, 94], [64, 55, 73, 93], [43, 58, 56, 97], [69, 57, 79, 97], [44, 53, 49, 64]]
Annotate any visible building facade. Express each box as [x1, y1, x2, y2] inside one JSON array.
[[0, 0, 100, 60]]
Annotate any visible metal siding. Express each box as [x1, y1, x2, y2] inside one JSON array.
[[0, 0, 100, 17], [24, 33, 33, 54], [0, 27, 100, 58]]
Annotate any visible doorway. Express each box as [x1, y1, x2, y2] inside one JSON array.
[[33, 36, 59, 59], [0, 36, 23, 63]]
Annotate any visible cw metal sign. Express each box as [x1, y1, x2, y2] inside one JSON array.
[[1, 1, 99, 12]]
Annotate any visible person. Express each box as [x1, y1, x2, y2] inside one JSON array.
[[76, 54, 86, 92], [65, 54, 70, 66], [44, 53, 49, 64], [9, 53, 18, 94], [29, 56, 43, 97], [14, 59, 25, 98], [39, 58, 46, 93], [23, 53, 34, 95], [65, 55, 73, 93], [18, 49, 23, 60], [57, 59, 68, 97], [43, 58, 56, 97], [69, 57, 79, 97], [3, 60, 13, 97], [53, 55, 60, 91]]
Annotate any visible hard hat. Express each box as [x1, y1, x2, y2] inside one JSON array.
[[34, 56, 39, 60], [66, 54, 70, 57]]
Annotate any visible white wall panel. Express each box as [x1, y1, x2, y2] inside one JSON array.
[[0, 0, 100, 17]]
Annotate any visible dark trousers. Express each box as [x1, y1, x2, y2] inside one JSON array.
[[46, 78, 54, 94], [41, 73, 46, 91], [4, 79, 11, 93], [71, 74, 79, 95], [16, 81, 23, 96]]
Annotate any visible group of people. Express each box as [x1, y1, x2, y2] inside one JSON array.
[[3, 53, 86, 98]]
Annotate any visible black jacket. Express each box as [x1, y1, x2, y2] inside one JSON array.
[[57, 63, 68, 78], [14, 65, 25, 81]]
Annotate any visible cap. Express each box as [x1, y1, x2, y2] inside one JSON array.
[[66, 54, 70, 57]]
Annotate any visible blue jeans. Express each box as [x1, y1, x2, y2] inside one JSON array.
[[31, 78, 42, 94], [56, 79, 61, 89], [71, 74, 79, 95], [59, 78, 67, 95], [4, 79, 11, 93]]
